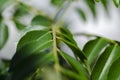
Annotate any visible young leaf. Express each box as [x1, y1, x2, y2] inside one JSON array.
[[108, 58, 120, 80], [83, 38, 108, 64], [9, 29, 53, 80], [59, 27, 87, 62], [31, 15, 52, 27], [113, 0, 120, 7], [59, 51, 87, 80], [0, 21, 9, 49], [76, 8, 87, 21], [91, 44, 120, 80]]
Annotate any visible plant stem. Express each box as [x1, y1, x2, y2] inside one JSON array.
[[52, 26, 61, 80]]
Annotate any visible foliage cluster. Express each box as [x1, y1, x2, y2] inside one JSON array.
[[0, 0, 120, 80]]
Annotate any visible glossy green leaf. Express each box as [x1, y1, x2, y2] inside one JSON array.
[[59, 51, 87, 80], [51, 0, 64, 7], [91, 45, 120, 80], [0, 21, 9, 49], [83, 38, 108, 64], [113, 0, 120, 7], [31, 15, 52, 27], [59, 27, 87, 62], [9, 29, 53, 80], [108, 58, 120, 80], [76, 8, 87, 21]]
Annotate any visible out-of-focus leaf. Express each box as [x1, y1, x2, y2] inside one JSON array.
[[9, 29, 53, 80], [0, 59, 10, 80], [76, 8, 87, 21], [59, 51, 87, 80], [0, 0, 9, 12], [0, 21, 9, 49], [31, 15, 52, 27], [85, 0, 96, 18], [14, 20, 26, 30], [83, 38, 108, 64], [101, 0, 109, 12], [0, 74, 7, 80], [59, 27, 87, 63], [113, 0, 120, 7], [91, 45, 120, 80], [108, 58, 120, 80], [14, 3, 29, 18], [95, 0, 100, 2], [51, 0, 64, 7]]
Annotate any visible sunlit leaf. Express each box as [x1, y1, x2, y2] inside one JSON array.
[[0, 21, 9, 49], [108, 58, 120, 80], [59, 27, 87, 63], [9, 29, 53, 80], [91, 44, 120, 80], [76, 8, 87, 21], [113, 0, 120, 7], [59, 51, 87, 80], [83, 38, 108, 64], [31, 15, 52, 27]]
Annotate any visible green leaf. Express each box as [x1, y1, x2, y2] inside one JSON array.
[[51, 0, 64, 7], [85, 0, 96, 18], [59, 51, 87, 80], [95, 0, 100, 2], [61, 67, 82, 80], [76, 8, 87, 21], [31, 15, 52, 27], [9, 29, 53, 80], [113, 0, 120, 7], [0, 0, 9, 12], [101, 0, 109, 12], [0, 21, 9, 49], [108, 58, 120, 80], [14, 3, 29, 18], [83, 38, 108, 64], [14, 20, 26, 30], [59, 27, 87, 63], [91, 44, 120, 80]]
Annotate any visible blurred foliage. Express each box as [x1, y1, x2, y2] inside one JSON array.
[[0, 0, 120, 80]]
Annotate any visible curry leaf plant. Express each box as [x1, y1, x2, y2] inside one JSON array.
[[0, 0, 120, 80]]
